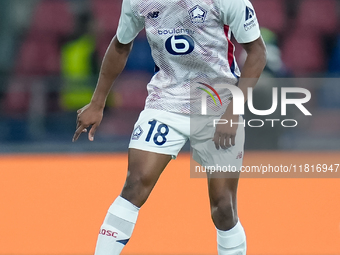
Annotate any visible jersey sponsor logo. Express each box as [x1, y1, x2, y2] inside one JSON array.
[[244, 18, 257, 31], [147, 11, 160, 19], [99, 228, 118, 238], [189, 5, 207, 24], [158, 28, 195, 35], [245, 6, 255, 21], [132, 125, 143, 140], [165, 35, 195, 55]]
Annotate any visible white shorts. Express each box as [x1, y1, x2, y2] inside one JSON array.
[[128, 109, 245, 169]]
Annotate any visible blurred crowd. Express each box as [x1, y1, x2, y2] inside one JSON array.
[[0, 0, 339, 151]]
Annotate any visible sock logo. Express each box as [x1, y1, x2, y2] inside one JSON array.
[[99, 228, 118, 238]]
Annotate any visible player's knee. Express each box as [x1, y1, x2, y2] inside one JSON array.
[[211, 196, 234, 218], [210, 195, 237, 230], [127, 169, 155, 189], [122, 170, 156, 206]]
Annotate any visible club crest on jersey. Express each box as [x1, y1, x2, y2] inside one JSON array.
[[245, 6, 255, 21], [132, 125, 143, 140], [189, 5, 207, 24]]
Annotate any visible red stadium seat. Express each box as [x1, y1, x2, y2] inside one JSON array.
[[16, 35, 60, 75], [252, 0, 286, 33], [112, 71, 150, 110], [97, 36, 112, 59], [296, 0, 338, 35], [4, 78, 31, 114], [92, 0, 146, 41], [92, 0, 122, 37], [281, 30, 326, 76], [99, 71, 151, 136], [30, 0, 74, 36], [99, 109, 141, 136], [309, 110, 340, 134]]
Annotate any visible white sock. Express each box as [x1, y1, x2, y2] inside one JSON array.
[[94, 196, 140, 255], [217, 221, 247, 255]]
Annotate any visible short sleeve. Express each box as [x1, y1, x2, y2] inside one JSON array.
[[219, 0, 261, 44], [116, 0, 145, 44]]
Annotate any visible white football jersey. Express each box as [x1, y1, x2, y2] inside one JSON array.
[[116, 0, 261, 115]]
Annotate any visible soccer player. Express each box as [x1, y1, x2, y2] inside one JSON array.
[[73, 0, 266, 254]]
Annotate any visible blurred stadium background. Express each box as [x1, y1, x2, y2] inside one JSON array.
[[0, 0, 340, 152], [0, 0, 340, 255]]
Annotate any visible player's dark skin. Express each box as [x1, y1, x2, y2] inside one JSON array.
[[73, 35, 266, 231]]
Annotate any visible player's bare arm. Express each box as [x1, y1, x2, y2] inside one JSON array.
[[213, 37, 267, 149], [72, 36, 133, 142]]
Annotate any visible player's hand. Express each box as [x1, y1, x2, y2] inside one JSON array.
[[72, 103, 104, 142], [213, 112, 239, 150]]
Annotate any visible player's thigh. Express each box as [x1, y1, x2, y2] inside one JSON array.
[[122, 109, 188, 206], [126, 148, 171, 188], [121, 149, 172, 207], [207, 176, 239, 207], [191, 115, 245, 177], [190, 115, 244, 205]]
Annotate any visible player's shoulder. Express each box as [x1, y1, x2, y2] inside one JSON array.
[[218, 0, 255, 9]]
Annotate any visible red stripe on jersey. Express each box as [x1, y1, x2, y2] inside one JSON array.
[[224, 25, 235, 73]]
